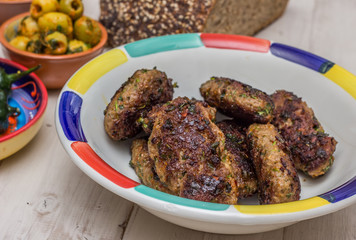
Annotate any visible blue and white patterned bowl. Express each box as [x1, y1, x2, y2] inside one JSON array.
[[55, 33, 356, 234]]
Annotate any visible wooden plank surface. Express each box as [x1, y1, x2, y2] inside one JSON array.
[[1, 0, 356, 239], [0, 90, 135, 239]]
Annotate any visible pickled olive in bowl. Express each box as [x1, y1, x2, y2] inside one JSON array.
[[9, 36, 30, 51], [26, 34, 42, 53], [0, 11, 107, 89], [74, 16, 102, 46], [68, 39, 88, 53], [3, 1, 105, 56], [19, 16, 39, 37], [30, 0, 59, 19], [44, 31, 68, 55], [59, 0, 84, 20], [38, 12, 73, 37]]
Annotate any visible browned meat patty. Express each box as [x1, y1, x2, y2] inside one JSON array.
[[104, 68, 174, 141], [247, 123, 301, 204], [216, 120, 258, 199], [145, 97, 239, 204], [130, 138, 172, 193], [200, 77, 274, 123], [271, 90, 337, 178]]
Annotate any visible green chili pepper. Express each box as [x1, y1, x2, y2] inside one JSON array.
[[0, 65, 40, 134]]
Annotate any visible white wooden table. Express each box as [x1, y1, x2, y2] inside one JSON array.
[[1, 0, 356, 239]]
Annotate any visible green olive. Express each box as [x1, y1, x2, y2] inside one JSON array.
[[68, 39, 88, 53], [30, 0, 59, 19], [44, 31, 68, 55], [19, 16, 40, 38], [26, 34, 43, 53], [58, 0, 84, 20], [9, 36, 30, 51], [38, 12, 73, 37], [74, 16, 102, 46]]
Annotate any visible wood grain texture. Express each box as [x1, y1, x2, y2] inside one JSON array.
[[256, 0, 356, 75], [0, 91, 134, 239], [283, 207, 356, 240], [0, 0, 356, 239], [123, 207, 284, 240]]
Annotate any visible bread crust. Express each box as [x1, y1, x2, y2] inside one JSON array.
[[100, 0, 216, 47], [99, 0, 289, 47], [204, 0, 289, 35]]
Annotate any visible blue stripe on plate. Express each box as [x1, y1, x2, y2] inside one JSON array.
[[58, 91, 86, 142], [270, 43, 334, 73], [319, 176, 356, 203]]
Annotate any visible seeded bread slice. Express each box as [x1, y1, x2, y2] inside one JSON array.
[[204, 0, 289, 36], [100, 0, 289, 47]]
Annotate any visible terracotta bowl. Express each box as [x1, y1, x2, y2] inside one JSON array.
[[0, 0, 31, 25], [0, 12, 108, 89], [0, 57, 47, 160]]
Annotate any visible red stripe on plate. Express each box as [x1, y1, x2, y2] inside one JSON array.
[[200, 33, 270, 52], [71, 141, 140, 189]]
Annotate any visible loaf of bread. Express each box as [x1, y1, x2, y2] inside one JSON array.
[[100, 0, 289, 47]]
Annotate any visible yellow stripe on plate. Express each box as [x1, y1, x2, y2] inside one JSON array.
[[234, 197, 329, 215], [323, 64, 356, 100], [68, 49, 128, 95]]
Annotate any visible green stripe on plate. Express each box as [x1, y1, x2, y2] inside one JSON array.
[[124, 33, 203, 57], [135, 185, 230, 211]]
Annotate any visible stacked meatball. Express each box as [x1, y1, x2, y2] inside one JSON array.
[[104, 70, 337, 205], [200, 77, 337, 204]]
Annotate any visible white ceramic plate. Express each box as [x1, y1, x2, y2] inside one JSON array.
[[55, 33, 356, 234]]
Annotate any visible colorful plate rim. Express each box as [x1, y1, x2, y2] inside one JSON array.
[[55, 33, 356, 225], [0, 57, 48, 142]]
